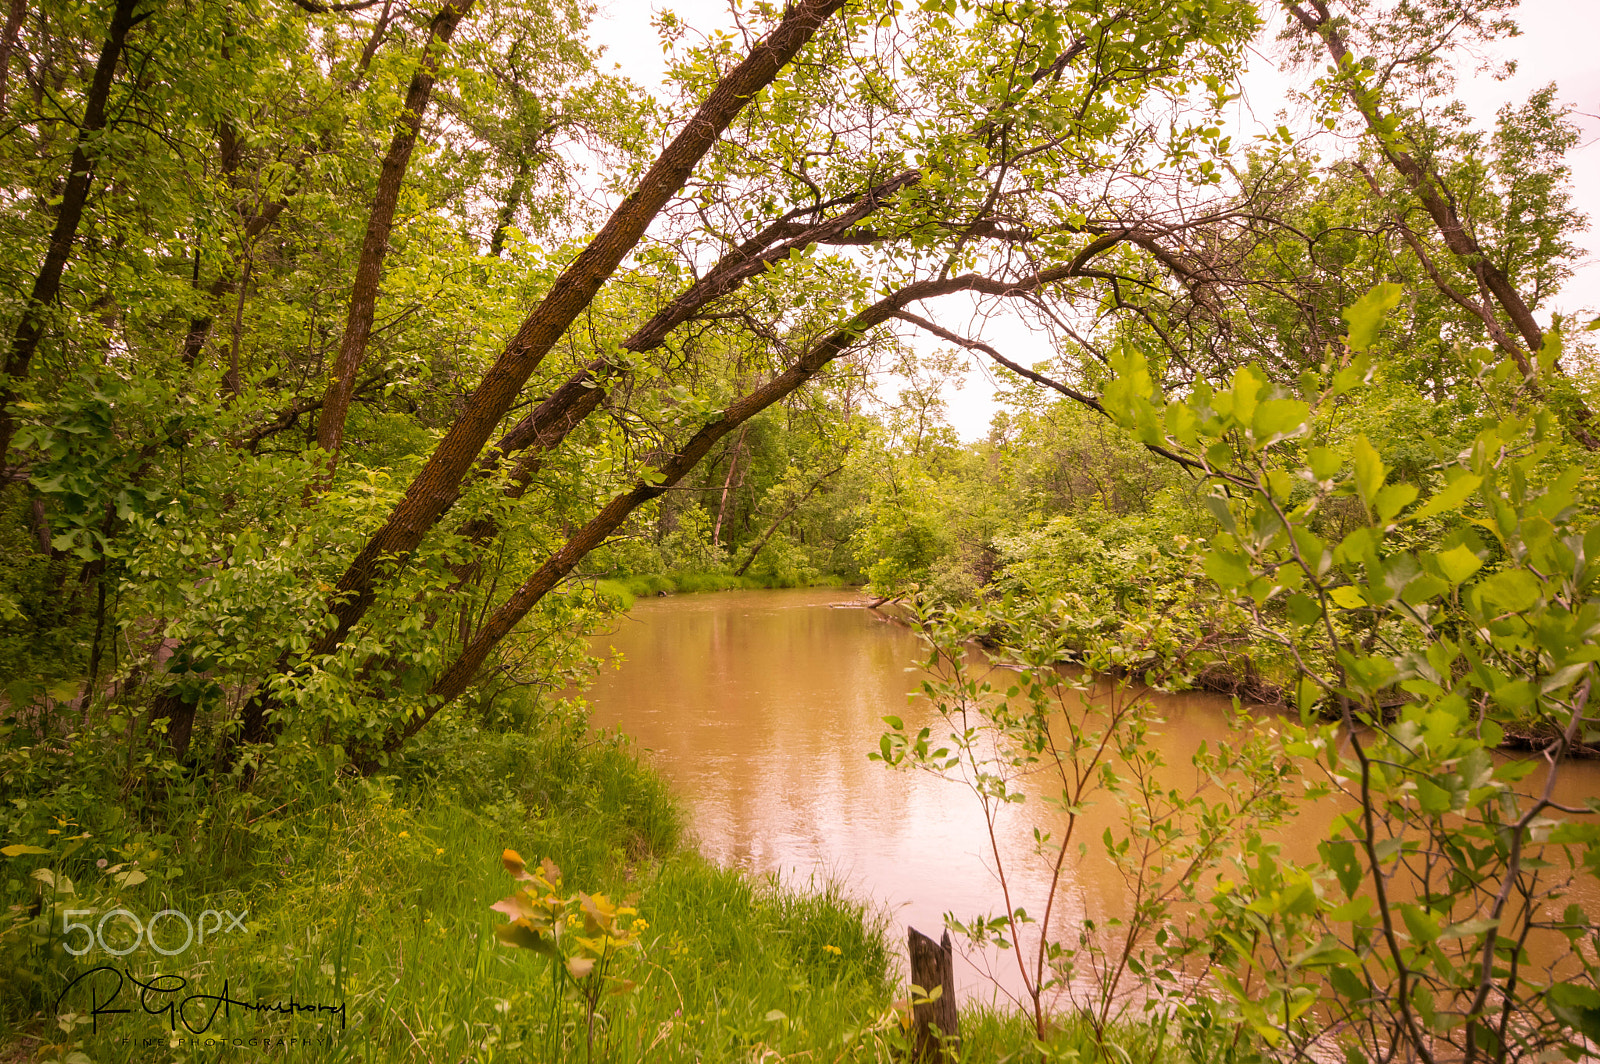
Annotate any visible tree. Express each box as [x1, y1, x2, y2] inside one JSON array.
[[3, 0, 1306, 773]]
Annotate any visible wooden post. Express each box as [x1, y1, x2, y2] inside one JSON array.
[[908, 927, 958, 1060]]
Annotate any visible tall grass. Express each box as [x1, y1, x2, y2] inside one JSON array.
[[5, 720, 899, 1064], [6, 707, 1189, 1064]]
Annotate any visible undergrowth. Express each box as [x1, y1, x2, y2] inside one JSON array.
[[593, 571, 845, 609], [3, 696, 1194, 1064]]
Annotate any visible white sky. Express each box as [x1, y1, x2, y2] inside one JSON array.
[[589, 0, 1600, 439]]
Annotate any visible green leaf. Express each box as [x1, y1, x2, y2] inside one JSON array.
[[1374, 483, 1417, 523], [1408, 473, 1482, 524], [1307, 446, 1341, 480], [1321, 839, 1361, 897], [1204, 494, 1237, 533], [1414, 778, 1452, 815], [1287, 593, 1322, 626], [1328, 586, 1365, 609], [1434, 545, 1482, 586], [1166, 401, 1200, 446], [1328, 965, 1368, 1002], [1, 844, 50, 857], [1400, 904, 1440, 943], [1204, 550, 1252, 589], [113, 868, 147, 888], [1341, 283, 1404, 351], [1329, 351, 1372, 396], [1228, 366, 1265, 426], [1400, 573, 1449, 606], [1474, 569, 1540, 613], [1548, 983, 1600, 1042], [1251, 398, 1310, 445], [1350, 436, 1385, 510]]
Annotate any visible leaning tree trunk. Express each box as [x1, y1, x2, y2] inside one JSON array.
[[1281, 0, 1598, 450], [236, 0, 855, 747], [1, 0, 146, 467], [303, 0, 854, 658]]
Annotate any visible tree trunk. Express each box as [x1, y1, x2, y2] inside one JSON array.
[[488, 155, 531, 258], [1281, 0, 1598, 449], [237, 0, 853, 748], [0, 0, 26, 114], [395, 267, 1023, 744], [303, 0, 854, 658], [313, 0, 476, 478], [908, 927, 959, 1061], [1, 0, 145, 467], [371, 255, 1136, 751], [711, 424, 746, 548], [734, 462, 843, 576]]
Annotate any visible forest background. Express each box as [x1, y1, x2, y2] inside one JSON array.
[[0, 0, 1598, 1059]]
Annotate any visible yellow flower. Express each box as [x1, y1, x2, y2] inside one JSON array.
[[823, 944, 842, 955], [436, 847, 445, 855], [398, 831, 410, 838]]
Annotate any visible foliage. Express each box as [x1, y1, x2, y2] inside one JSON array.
[[1090, 287, 1600, 1061], [493, 850, 645, 1063], [875, 597, 1295, 1048], [3, 0, 1598, 1058], [869, 274, 1600, 1059], [1, 706, 912, 1064]]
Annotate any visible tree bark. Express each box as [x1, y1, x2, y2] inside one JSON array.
[[908, 927, 959, 1061], [237, 0, 855, 747], [314, 0, 476, 477], [302, 0, 855, 660], [397, 265, 1058, 741], [711, 424, 746, 548], [488, 155, 531, 258], [416, 165, 918, 588], [0, 0, 25, 114], [1281, 0, 1598, 449], [1, 0, 145, 467]]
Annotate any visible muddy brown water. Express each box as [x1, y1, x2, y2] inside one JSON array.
[[582, 587, 1600, 1006]]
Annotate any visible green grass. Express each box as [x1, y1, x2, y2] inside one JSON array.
[[593, 571, 847, 609], [3, 720, 900, 1064], [3, 709, 1191, 1064]]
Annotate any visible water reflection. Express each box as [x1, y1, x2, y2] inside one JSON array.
[[582, 587, 1599, 1005]]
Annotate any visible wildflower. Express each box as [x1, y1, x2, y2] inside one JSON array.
[[398, 831, 409, 838], [436, 848, 445, 855], [96, 858, 108, 868], [823, 944, 842, 955]]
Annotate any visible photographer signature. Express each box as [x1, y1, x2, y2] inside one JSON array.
[[57, 966, 346, 1034]]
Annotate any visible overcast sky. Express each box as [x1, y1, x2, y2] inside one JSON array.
[[588, 0, 1600, 439]]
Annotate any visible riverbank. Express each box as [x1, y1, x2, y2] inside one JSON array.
[[1, 715, 896, 1063], [2, 692, 1166, 1063], [593, 571, 847, 610], [864, 597, 1598, 757]]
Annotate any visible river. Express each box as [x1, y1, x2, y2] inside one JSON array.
[[582, 586, 1600, 1007]]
